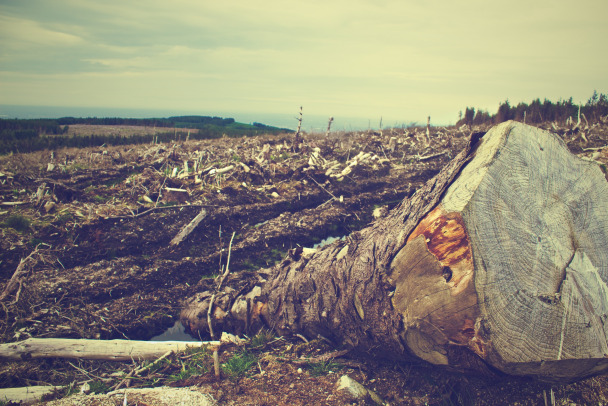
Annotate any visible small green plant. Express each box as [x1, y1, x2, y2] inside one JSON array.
[[29, 237, 44, 247], [249, 329, 274, 348], [240, 259, 258, 271], [222, 350, 257, 378], [201, 270, 219, 280], [264, 248, 287, 266], [308, 360, 343, 376], [166, 346, 210, 381], [167, 365, 199, 381], [62, 382, 78, 397], [92, 194, 108, 203], [88, 380, 111, 394], [3, 214, 31, 232], [157, 201, 176, 208], [56, 211, 73, 224]]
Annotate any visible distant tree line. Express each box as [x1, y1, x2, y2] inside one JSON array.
[[54, 115, 237, 128], [0, 115, 289, 155], [457, 90, 608, 126]]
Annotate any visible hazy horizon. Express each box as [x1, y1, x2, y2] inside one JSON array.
[[1, 1, 606, 124], [0, 104, 414, 132]]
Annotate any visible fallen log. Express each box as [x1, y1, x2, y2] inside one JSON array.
[[0, 338, 219, 362], [0, 385, 61, 405], [181, 121, 608, 382]]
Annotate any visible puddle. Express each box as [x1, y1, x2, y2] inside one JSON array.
[[150, 321, 198, 341], [311, 235, 345, 249]]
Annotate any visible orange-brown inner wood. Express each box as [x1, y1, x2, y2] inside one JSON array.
[[407, 205, 473, 291]]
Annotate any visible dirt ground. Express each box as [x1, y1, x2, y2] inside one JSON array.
[[1, 119, 608, 405]]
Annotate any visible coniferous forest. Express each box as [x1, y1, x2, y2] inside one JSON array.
[[456, 90, 608, 126], [0, 115, 289, 154]]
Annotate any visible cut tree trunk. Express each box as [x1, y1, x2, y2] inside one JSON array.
[[181, 121, 608, 382]]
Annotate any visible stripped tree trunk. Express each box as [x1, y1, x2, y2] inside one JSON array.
[[181, 121, 608, 382]]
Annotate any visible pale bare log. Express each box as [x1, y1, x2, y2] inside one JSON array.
[[0, 338, 219, 362], [0, 385, 61, 405]]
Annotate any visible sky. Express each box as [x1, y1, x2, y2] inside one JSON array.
[[0, 0, 607, 126]]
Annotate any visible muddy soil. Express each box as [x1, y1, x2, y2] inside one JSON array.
[[1, 120, 608, 405]]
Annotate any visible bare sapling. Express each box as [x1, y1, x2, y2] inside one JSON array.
[[293, 106, 303, 151], [325, 117, 334, 136]]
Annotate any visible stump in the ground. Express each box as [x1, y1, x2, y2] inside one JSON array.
[[181, 121, 608, 382]]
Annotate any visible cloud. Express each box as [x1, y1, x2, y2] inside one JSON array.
[[0, 0, 606, 123], [0, 15, 83, 48]]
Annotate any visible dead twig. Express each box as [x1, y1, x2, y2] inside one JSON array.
[[209, 231, 236, 378], [307, 175, 337, 200], [416, 152, 446, 161], [112, 350, 173, 391], [217, 231, 236, 292], [110, 203, 217, 219], [169, 208, 208, 247], [0, 248, 39, 303]]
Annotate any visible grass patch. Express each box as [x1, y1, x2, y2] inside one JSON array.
[[222, 350, 257, 378], [88, 380, 111, 394], [200, 270, 219, 280], [308, 360, 343, 376], [166, 346, 210, 382], [249, 329, 275, 349], [240, 259, 258, 271], [266, 248, 287, 266], [92, 194, 109, 203]]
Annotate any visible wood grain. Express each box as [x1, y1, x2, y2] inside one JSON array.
[[459, 121, 608, 378]]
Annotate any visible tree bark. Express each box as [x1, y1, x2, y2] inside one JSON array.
[[181, 121, 608, 382]]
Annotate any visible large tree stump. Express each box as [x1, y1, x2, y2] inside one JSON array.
[[181, 121, 608, 382]]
